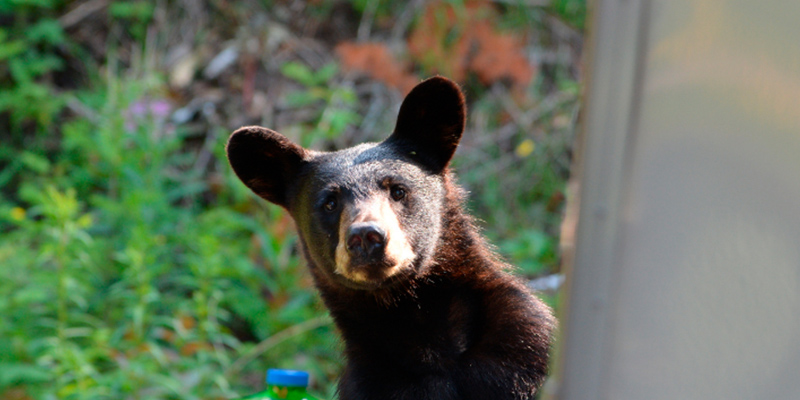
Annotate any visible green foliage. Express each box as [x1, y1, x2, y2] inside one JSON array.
[[0, 1, 68, 132], [109, 1, 156, 42], [281, 62, 361, 147], [1, 75, 338, 399], [348, 0, 406, 20], [500, 229, 558, 276], [550, 0, 587, 30]]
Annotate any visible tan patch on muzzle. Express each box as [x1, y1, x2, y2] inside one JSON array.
[[334, 196, 415, 284]]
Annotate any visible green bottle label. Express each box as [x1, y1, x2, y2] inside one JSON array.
[[234, 385, 319, 400]]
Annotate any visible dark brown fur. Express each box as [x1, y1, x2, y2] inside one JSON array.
[[314, 174, 554, 400], [227, 77, 555, 400]]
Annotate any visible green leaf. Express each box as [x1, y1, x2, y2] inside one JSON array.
[[0, 39, 26, 61], [3, 0, 56, 9], [325, 109, 360, 138], [109, 1, 155, 21], [550, 0, 587, 30], [24, 19, 65, 45], [500, 229, 556, 275], [0, 159, 21, 188], [313, 62, 339, 85], [280, 62, 316, 86], [285, 91, 322, 107], [0, 362, 52, 387], [19, 151, 51, 174]]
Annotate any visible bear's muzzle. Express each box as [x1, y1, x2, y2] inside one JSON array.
[[334, 197, 415, 287]]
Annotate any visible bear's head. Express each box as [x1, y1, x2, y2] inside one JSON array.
[[227, 77, 465, 291]]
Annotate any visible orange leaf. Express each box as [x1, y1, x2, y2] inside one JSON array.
[[179, 315, 196, 330], [336, 42, 419, 94], [469, 22, 535, 86], [407, 0, 535, 86], [180, 341, 211, 356]]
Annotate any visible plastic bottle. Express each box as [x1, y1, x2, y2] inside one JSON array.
[[235, 369, 320, 400]]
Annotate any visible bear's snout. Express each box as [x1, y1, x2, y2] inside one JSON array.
[[332, 196, 416, 287], [346, 222, 387, 261]]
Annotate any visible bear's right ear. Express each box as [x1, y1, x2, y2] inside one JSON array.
[[386, 76, 466, 174], [226, 126, 308, 208]]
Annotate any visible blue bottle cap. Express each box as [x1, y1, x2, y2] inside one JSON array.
[[266, 369, 309, 387]]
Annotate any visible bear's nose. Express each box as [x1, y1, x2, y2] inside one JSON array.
[[346, 222, 386, 259]]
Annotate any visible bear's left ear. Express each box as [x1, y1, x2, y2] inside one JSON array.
[[385, 76, 466, 174]]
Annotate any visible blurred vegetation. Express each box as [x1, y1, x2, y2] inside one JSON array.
[[0, 0, 584, 399]]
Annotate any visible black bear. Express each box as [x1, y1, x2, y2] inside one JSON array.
[[227, 76, 555, 400]]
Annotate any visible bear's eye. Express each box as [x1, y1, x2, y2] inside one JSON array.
[[323, 195, 338, 212], [390, 185, 406, 201]]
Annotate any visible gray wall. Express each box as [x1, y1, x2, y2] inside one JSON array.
[[555, 1, 800, 399]]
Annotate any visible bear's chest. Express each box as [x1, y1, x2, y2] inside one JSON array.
[[339, 288, 482, 370]]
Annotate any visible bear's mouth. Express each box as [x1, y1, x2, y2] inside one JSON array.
[[333, 258, 415, 290]]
